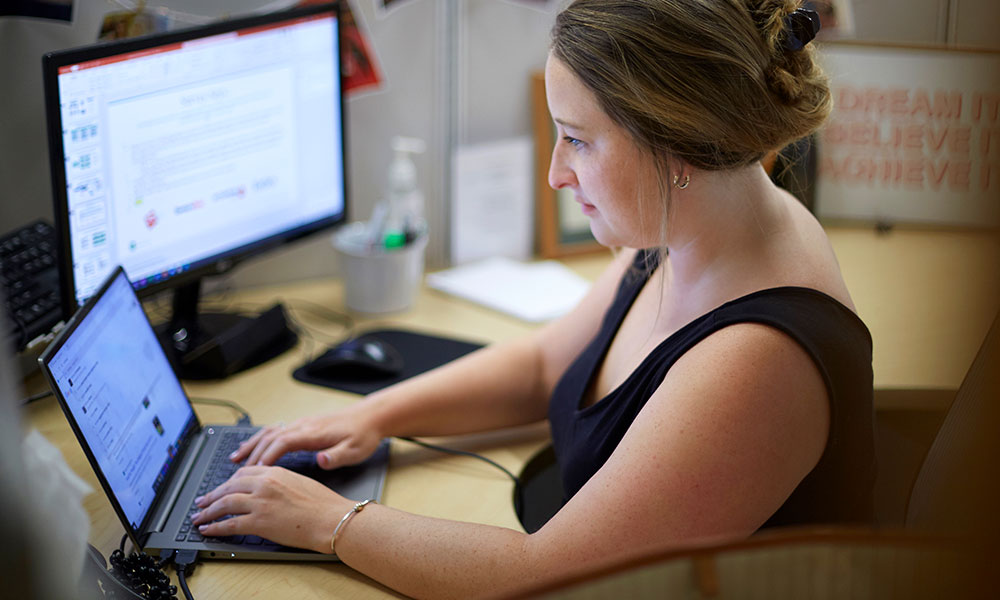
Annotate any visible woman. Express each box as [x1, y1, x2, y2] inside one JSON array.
[[193, 1, 875, 597]]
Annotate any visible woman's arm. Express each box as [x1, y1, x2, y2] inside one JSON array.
[[362, 249, 637, 439], [238, 249, 637, 468], [196, 317, 830, 599]]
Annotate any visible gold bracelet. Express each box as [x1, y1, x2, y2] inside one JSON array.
[[331, 499, 376, 554]]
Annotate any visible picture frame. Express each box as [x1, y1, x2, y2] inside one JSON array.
[[531, 71, 604, 258]]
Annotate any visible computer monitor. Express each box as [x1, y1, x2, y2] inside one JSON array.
[[42, 3, 346, 378]]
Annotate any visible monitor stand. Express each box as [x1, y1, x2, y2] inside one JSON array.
[[155, 279, 298, 380]]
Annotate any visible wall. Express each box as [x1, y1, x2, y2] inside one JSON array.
[[231, 0, 452, 287], [0, 3, 107, 228], [1, 0, 997, 287]]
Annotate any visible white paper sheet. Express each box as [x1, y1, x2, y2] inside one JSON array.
[[426, 256, 590, 323], [451, 138, 534, 265]]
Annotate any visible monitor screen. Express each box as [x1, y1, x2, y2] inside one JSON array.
[[44, 4, 346, 310]]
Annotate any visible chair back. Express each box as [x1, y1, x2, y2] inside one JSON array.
[[905, 311, 1000, 536]]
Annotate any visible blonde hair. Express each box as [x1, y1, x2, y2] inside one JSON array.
[[550, 0, 832, 171]]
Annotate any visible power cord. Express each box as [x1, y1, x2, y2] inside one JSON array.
[[396, 436, 525, 516]]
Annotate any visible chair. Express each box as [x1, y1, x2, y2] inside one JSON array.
[[516, 527, 994, 599], [904, 311, 1000, 536]]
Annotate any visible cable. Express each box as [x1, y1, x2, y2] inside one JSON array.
[[282, 298, 355, 350], [21, 389, 53, 404], [190, 396, 252, 426], [173, 549, 199, 600], [283, 298, 355, 333], [396, 436, 525, 515], [177, 568, 194, 600]]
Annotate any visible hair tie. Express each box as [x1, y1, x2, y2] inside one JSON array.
[[783, 7, 820, 51]]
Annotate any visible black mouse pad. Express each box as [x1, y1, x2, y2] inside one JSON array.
[[292, 329, 485, 395]]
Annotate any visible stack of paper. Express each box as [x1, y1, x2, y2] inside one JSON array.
[[426, 256, 591, 323]]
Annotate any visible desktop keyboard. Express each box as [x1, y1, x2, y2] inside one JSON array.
[[1, 220, 63, 350]]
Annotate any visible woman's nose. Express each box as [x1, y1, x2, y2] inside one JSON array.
[[548, 144, 576, 191]]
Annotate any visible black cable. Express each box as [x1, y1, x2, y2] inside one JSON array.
[[21, 389, 53, 404], [177, 568, 195, 600], [282, 300, 355, 350], [174, 549, 199, 600], [396, 436, 525, 516], [190, 396, 252, 426], [157, 549, 177, 570], [282, 309, 319, 361], [283, 298, 355, 333], [396, 437, 523, 485]]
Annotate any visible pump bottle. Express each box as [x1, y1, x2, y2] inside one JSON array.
[[383, 136, 426, 250]]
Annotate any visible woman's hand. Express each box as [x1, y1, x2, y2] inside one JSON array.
[[231, 402, 383, 470], [191, 465, 350, 554]]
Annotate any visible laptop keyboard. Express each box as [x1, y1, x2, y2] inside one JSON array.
[[176, 430, 317, 545]]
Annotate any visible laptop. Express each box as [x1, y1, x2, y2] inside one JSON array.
[[39, 267, 388, 560]]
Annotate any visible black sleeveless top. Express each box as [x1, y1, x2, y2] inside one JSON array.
[[548, 250, 876, 528]]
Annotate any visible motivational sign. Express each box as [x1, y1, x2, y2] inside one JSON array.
[[816, 43, 1000, 227]]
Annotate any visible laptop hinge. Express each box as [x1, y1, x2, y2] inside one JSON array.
[[150, 431, 208, 534]]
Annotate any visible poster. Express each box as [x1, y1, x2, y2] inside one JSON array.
[[298, 0, 383, 94], [816, 43, 1000, 227]]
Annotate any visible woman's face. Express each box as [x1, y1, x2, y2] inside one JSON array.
[[545, 54, 663, 248]]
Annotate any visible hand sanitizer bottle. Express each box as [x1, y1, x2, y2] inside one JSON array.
[[383, 136, 426, 250]]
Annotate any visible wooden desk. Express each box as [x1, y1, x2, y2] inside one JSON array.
[[18, 231, 998, 596], [20, 256, 608, 599]]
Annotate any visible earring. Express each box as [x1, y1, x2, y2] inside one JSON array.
[[672, 174, 690, 190]]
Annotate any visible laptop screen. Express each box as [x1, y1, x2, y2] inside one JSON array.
[[44, 269, 196, 530]]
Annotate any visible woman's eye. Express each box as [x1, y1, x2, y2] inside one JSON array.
[[562, 136, 584, 149]]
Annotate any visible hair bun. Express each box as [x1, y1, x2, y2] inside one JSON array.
[[749, 1, 820, 106], [767, 62, 805, 104]]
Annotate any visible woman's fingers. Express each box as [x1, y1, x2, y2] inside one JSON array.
[[191, 491, 254, 526], [244, 423, 295, 466], [256, 434, 298, 466], [318, 440, 352, 470], [230, 424, 277, 462], [194, 465, 266, 507], [228, 413, 367, 468], [319, 434, 377, 470], [195, 513, 252, 538]]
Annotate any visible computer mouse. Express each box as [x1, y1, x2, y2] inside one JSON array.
[[304, 337, 404, 379]]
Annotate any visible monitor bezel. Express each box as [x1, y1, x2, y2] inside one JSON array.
[[42, 2, 347, 320]]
